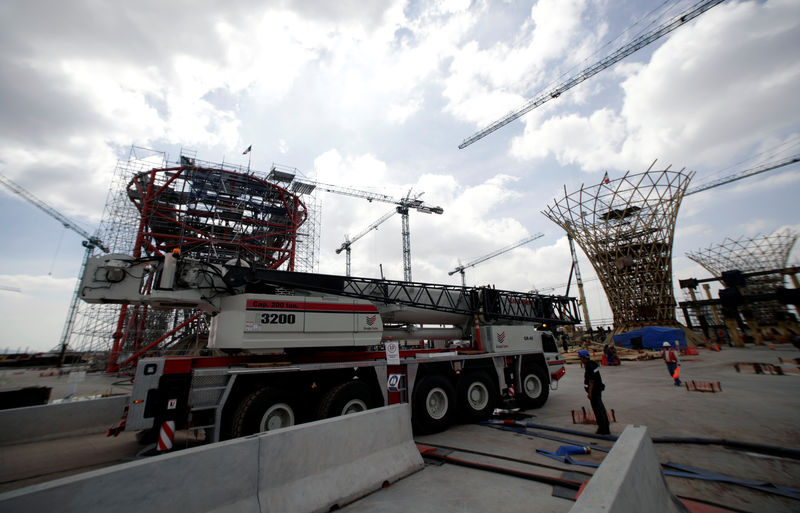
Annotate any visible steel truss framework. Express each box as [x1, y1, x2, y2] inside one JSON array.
[[66, 149, 318, 371], [543, 165, 693, 331], [686, 229, 798, 325], [224, 267, 582, 326]]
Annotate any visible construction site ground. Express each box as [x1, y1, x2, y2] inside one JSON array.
[[1, 344, 799, 512]]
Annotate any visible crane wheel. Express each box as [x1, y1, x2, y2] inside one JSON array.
[[316, 380, 378, 419], [456, 371, 497, 422], [516, 364, 549, 409], [230, 387, 297, 437], [411, 374, 456, 435]]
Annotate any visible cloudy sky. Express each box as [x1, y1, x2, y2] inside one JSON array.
[[0, 0, 798, 353]]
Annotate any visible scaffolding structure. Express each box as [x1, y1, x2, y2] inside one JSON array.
[[66, 148, 319, 371], [543, 164, 693, 333], [685, 229, 798, 326]]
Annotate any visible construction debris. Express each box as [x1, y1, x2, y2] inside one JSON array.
[[734, 362, 785, 375], [684, 381, 722, 393], [571, 406, 616, 425]]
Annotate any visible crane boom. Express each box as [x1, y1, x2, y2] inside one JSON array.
[[684, 154, 800, 196], [0, 173, 108, 252], [458, 0, 725, 149], [449, 233, 544, 286]]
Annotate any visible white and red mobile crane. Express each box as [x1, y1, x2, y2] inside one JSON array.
[[80, 251, 580, 441]]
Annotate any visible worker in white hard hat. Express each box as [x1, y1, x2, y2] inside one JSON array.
[[661, 341, 681, 387]]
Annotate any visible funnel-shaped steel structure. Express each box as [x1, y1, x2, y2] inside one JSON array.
[[544, 165, 693, 331]]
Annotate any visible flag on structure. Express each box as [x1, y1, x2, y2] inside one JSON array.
[[602, 171, 610, 184], [242, 145, 252, 155]]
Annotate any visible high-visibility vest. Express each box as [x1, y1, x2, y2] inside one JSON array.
[[663, 349, 678, 363]]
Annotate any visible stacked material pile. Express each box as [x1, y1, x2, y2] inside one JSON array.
[[561, 342, 660, 365]]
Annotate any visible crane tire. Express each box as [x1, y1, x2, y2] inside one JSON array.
[[517, 364, 549, 409], [456, 371, 497, 422], [230, 387, 297, 437], [411, 374, 456, 435], [316, 380, 378, 419]]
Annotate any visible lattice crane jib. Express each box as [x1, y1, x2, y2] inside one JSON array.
[[309, 178, 443, 281], [449, 233, 545, 287], [0, 172, 109, 364], [337, 208, 397, 277], [458, 0, 725, 148], [543, 166, 694, 331]]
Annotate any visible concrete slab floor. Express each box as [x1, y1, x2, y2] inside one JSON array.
[[347, 344, 800, 513], [0, 345, 798, 512], [0, 368, 132, 401]]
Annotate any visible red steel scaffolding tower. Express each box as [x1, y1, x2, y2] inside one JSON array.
[[67, 148, 314, 372]]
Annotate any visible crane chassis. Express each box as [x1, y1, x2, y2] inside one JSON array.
[[80, 252, 580, 441]]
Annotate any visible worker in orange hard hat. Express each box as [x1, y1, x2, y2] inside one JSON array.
[[661, 341, 681, 387]]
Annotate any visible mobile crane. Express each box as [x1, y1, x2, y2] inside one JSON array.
[[80, 251, 579, 441]]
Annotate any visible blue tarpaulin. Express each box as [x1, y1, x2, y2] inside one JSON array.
[[612, 326, 686, 350]]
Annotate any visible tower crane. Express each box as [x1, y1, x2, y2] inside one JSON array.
[[0, 172, 108, 365], [449, 233, 544, 286], [458, 0, 725, 149], [336, 208, 396, 276], [291, 175, 444, 282], [684, 154, 800, 196]]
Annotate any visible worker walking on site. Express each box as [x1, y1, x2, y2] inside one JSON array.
[[578, 349, 611, 435], [662, 341, 682, 386]]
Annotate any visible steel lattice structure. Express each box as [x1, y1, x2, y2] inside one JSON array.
[[543, 164, 694, 332], [66, 148, 318, 371], [686, 229, 797, 324]]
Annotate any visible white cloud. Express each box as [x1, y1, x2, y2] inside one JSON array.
[[509, 0, 800, 176], [510, 108, 626, 168], [0, 274, 74, 353]]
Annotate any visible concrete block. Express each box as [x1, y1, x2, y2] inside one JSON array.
[[0, 395, 128, 445], [0, 435, 261, 513], [570, 425, 689, 513], [257, 403, 424, 512], [0, 403, 422, 513]]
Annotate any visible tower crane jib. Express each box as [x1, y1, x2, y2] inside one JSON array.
[[299, 178, 444, 281], [458, 0, 725, 149], [684, 155, 800, 196], [0, 172, 108, 365], [449, 233, 544, 286]]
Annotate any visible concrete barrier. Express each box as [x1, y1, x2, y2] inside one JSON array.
[[257, 404, 424, 511], [570, 425, 689, 513], [0, 403, 423, 513], [0, 395, 128, 445]]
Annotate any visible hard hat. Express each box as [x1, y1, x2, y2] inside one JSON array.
[[578, 349, 590, 358], [663, 341, 671, 347]]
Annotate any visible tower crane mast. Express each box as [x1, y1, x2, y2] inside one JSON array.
[[567, 232, 592, 332], [449, 233, 544, 286], [0, 172, 108, 365], [458, 0, 725, 149]]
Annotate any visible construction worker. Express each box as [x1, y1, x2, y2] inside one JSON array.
[[662, 341, 682, 386], [578, 349, 611, 435]]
